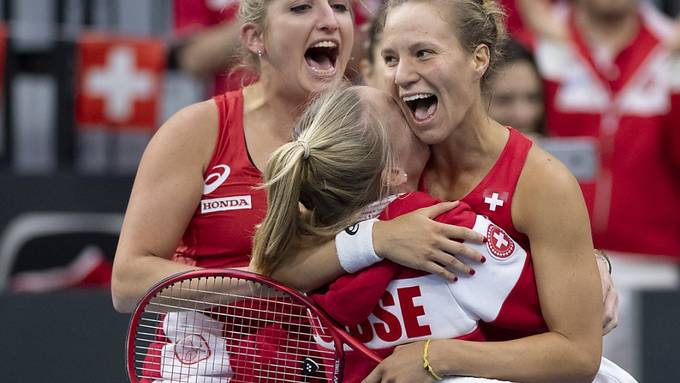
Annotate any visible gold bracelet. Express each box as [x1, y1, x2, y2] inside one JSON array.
[[595, 249, 612, 274], [423, 340, 443, 381]]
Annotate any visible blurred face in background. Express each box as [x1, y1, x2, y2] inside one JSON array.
[[359, 11, 390, 91], [488, 59, 544, 137], [360, 35, 390, 91]]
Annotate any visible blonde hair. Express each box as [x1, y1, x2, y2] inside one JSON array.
[[235, 0, 270, 73], [385, 0, 507, 90], [252, 86, 393, 276]]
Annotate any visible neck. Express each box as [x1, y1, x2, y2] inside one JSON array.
[[425, 103, 507, 199], [244, 75, 309, 141], [575, 5, 639, 55], [430, 102, 497, 173]]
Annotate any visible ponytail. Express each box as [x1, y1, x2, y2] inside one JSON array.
[[252, 86, 393, 276]]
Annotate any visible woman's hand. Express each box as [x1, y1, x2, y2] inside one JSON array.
[[363, 341, 435, 383], [372, 202, 486, 282]]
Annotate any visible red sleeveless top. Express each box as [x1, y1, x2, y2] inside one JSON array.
[[173, 90, 267, 268], [421, 127, 549, 340]]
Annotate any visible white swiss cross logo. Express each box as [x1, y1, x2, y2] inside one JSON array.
[[174, 334, 212, 365], [486, 225, 515, 260], [484, 192, 505, 211], [84, 46, 154, 121]]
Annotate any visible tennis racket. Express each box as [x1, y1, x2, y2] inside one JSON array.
[[126, 269, 382, 383]]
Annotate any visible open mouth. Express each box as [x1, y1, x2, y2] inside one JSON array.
[[403, 93, 438, 122], [304, 40, 339, 77]]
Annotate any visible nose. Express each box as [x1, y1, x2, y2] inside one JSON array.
[[317, 2, 340, 32], [393, 59, 419, 89]]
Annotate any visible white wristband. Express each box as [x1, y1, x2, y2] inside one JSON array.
[[335, 218, 383, 273]]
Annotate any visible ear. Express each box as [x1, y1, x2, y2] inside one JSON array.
[[240, 22, 265, 56], [472, 43, 491, 80], [384, 166, 408, 189]]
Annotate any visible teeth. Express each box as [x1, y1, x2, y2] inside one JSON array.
[[309, 66, 336, 76], [402, 93, 433, 102], [310, 40, 338, 48]]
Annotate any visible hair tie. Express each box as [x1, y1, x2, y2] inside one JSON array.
[[297, 139, 310, 159]]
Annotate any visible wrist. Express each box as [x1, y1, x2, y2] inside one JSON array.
[[371, 220, 387, 257], [335, 218, 383, 273], [423, 340, 444, 381]]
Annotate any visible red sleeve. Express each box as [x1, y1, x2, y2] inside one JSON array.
[[311, 261, 398, 326]]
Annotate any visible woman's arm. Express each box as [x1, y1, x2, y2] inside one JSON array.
[[111, 101, 218, 313], [265, 202, 486, 292], [364, 152, 602, 383]]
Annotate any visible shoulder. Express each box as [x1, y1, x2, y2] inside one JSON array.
[[513, 144, 587, 232], [163, 99, 219, 137], [147, 99, 220, 171]]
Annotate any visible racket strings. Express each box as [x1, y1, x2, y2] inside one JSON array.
[[136, 310, 335, 339], [132, 276, 339, 383]]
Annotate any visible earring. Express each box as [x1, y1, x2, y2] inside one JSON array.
[[256, 49, 263, 58]]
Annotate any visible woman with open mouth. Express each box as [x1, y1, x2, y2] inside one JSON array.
[[352, 0, 616, 382], [111, 0, 358, 313]]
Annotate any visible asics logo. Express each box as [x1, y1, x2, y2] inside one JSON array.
[[203, 165, 231, 195]]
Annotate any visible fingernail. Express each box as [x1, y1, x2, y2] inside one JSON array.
[[469, 269, 476, 276], [482, 236, 487, 243], [452, 276, 458, 283], [480, 256, 486, 263]]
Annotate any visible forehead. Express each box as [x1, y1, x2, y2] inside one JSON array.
[[382, 2, 455, 47]]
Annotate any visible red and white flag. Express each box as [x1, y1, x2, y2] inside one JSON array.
[[75, 34, 166, 130]]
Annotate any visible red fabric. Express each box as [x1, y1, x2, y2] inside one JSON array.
[[540, 5, 680, 258], [173, 90, 267, 268], [499, 0, 524, 35], [75, 33, 166, 130]]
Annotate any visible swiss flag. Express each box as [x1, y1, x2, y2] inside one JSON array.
[[75, 34, 166, 130]]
